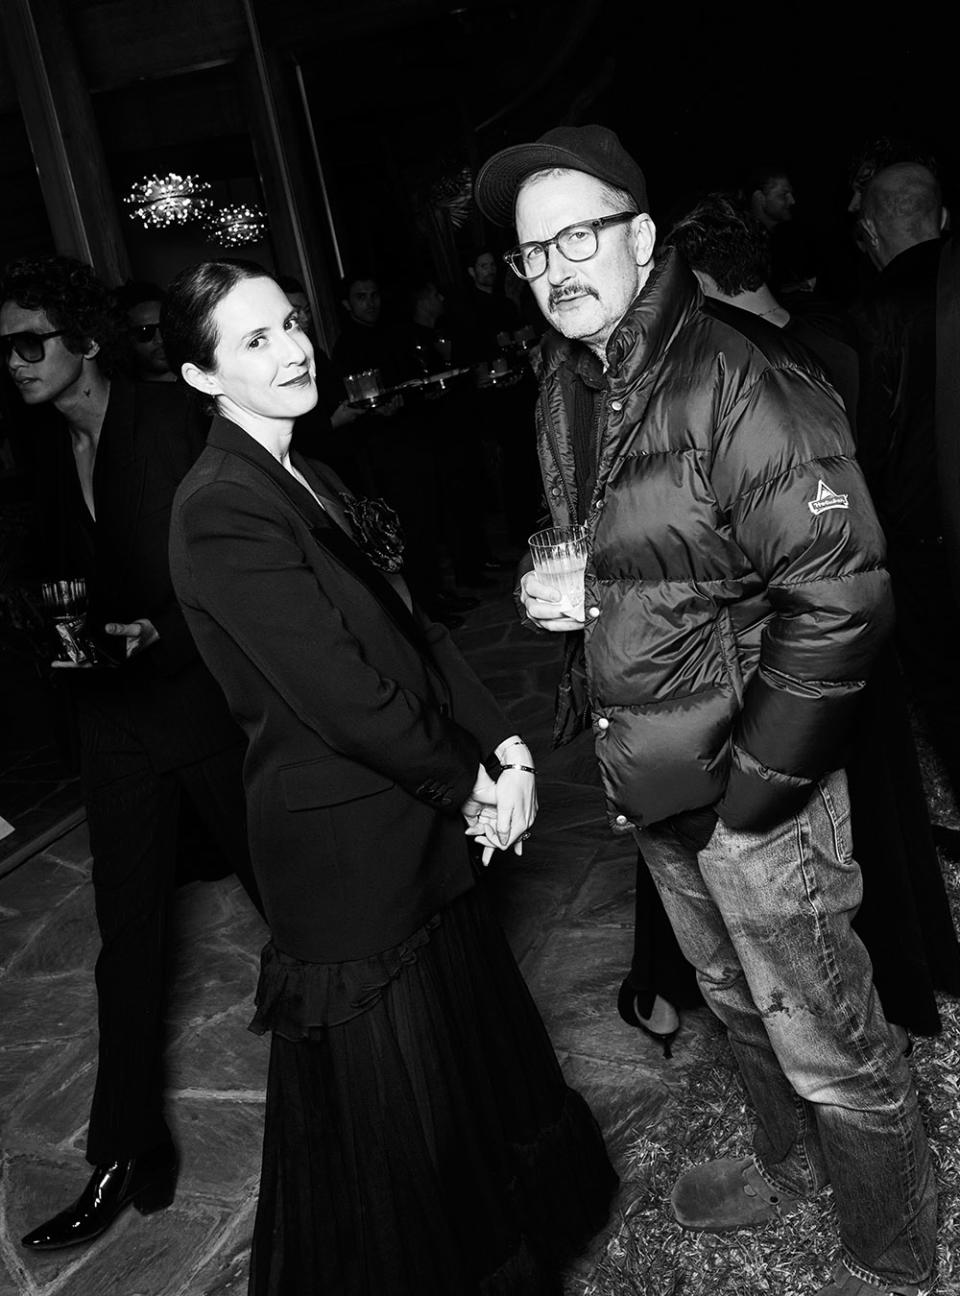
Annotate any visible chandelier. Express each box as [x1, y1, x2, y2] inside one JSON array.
[[205, 203, 268, 249], [124, 173, 212, 229]]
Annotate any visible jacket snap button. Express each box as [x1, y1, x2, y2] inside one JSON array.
[[597, 717, 609, 730], [615, 814, 628, 824], [550, 486, 562, 497], [588, 606, 600, 618], [609, 399, 623, 412]]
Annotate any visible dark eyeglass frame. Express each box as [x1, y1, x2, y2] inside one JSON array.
[[503, 211, 639, 281], [0, 329, 67, 363], [129, 322, 161, 343]]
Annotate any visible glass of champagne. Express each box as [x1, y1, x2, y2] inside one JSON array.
[[528, 525, 588, 621]]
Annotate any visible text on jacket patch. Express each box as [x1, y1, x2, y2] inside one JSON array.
[[808, 480, 850, 517]]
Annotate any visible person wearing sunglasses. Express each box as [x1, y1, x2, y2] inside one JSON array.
[[477, 125, 935, 1296], [1, 254, 261, 1254], [115, 280, 175, 383]]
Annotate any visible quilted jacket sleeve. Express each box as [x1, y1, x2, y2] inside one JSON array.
[[708, 362, 894, 830]]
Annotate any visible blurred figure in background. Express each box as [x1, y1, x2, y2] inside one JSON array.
[[668, 193, 859, 419], [115, 280, 175, 383], [669, 191, 960, 1036], [855, 164, 960, 852], [2, 254, 259, 1254]]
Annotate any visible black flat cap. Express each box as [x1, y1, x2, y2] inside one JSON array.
[[475, 124, 649, 227]]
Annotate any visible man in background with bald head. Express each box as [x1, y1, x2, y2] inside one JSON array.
[[855, 163, 960, 846], [859, 163, 944, 270]]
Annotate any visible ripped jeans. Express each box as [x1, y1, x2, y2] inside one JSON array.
[[638, 770, 936, 1288]]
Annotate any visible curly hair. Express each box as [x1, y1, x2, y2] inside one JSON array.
[[0, 255, 129, 375], [666, 194, 771, 296]]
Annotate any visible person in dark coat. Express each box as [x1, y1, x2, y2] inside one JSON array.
[[1, 255, 260, 1253], [854, 165, 960, 826], [164, 260, 617, 1295], [477, 125, 936, 1296], [667, 193, 960, 1034]]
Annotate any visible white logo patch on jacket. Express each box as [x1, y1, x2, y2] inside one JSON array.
[[808, 480, 849, 516]]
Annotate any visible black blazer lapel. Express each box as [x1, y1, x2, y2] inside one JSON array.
[[93, 378, 146, 595], [206, 418, 434, 660], [292, 453, 353, 534]]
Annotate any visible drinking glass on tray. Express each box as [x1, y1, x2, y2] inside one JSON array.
[[343, 369, 384, 407]]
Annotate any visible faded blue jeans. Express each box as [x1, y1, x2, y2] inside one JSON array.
[[637, 770, 936, 1288]]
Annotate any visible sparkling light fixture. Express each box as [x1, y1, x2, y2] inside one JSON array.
[[124, 173, 212, 229], [205, 203, 268, 249]]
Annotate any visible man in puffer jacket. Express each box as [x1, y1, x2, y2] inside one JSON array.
[[476, 126, 935, 1296]]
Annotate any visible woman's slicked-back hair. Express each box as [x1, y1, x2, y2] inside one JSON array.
[[0, 255, 129, 375], [161, 259, 271, 377]]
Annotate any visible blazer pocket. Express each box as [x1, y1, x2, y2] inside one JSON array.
[[280, 755, 395, 810]]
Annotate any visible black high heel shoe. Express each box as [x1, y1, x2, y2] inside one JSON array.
[[21, 1138, 178, 1251], [617, 979, 680, 1058]]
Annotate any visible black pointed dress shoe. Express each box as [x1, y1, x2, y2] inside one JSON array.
[[21, 1139, 178, 1250]]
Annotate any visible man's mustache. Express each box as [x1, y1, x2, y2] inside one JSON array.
[[549, 284, 599, 310]]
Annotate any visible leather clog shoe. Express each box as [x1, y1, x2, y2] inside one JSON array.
[[816, 1263, 932, 1295], [670, 1155, 800, 1232], [21, 1139, 178, 1250]]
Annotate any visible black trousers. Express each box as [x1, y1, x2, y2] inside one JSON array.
[[625, 849, 701, 1016], [888, 543, 960, 803], [76, 687, 257, 1164]]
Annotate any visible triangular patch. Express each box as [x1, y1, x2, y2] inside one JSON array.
[[807, 479, 849, 516]]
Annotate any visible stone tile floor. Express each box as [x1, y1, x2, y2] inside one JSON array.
[[0, 578, 951, 1295], [0, 666, 81, 878]]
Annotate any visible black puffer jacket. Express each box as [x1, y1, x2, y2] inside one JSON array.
[[534, 251, 893, 832]]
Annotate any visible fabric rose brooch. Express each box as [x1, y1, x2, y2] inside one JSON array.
[[341, 496, 405, 573]]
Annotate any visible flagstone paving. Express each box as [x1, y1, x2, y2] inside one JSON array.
[[0, 578, 697, 1296], [4, 577, 953, 1296]]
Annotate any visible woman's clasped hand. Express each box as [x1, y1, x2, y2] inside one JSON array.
[[462, 735, 538, 864]]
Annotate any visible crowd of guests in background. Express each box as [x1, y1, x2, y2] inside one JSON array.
[[97, 255, 546, 629], [1, 123, 959, 1296], [3, 130, 944, 635]]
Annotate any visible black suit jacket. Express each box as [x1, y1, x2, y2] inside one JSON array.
[[38, 378, 243, 770], [854, 238, 942, 543], [169, 417, 510, 961]]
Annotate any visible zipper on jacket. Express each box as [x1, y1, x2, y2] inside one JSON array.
[[540, 384, 577, 521], [589, 388, 609, 515]]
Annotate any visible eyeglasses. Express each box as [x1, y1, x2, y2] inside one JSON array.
[[0, 329, 67, 363], [503, 211, 638, 281], [129, 323, 161, 343]]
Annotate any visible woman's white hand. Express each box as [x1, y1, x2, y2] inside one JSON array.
[[462, 764, 498, 859], [493, 737, 537, 847], [492, 768, 537, 855], [461, 745, 538, 865]]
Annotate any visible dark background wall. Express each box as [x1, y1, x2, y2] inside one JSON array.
[[0, 1, 955, 296]]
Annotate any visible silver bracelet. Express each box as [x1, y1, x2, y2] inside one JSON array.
[[499, 763, 536, 774]]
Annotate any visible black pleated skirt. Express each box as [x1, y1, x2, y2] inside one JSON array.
[[247, 885, 618, 1295]]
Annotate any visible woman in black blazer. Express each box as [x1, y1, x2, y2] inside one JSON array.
[[164, 262, 616, 1295]]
